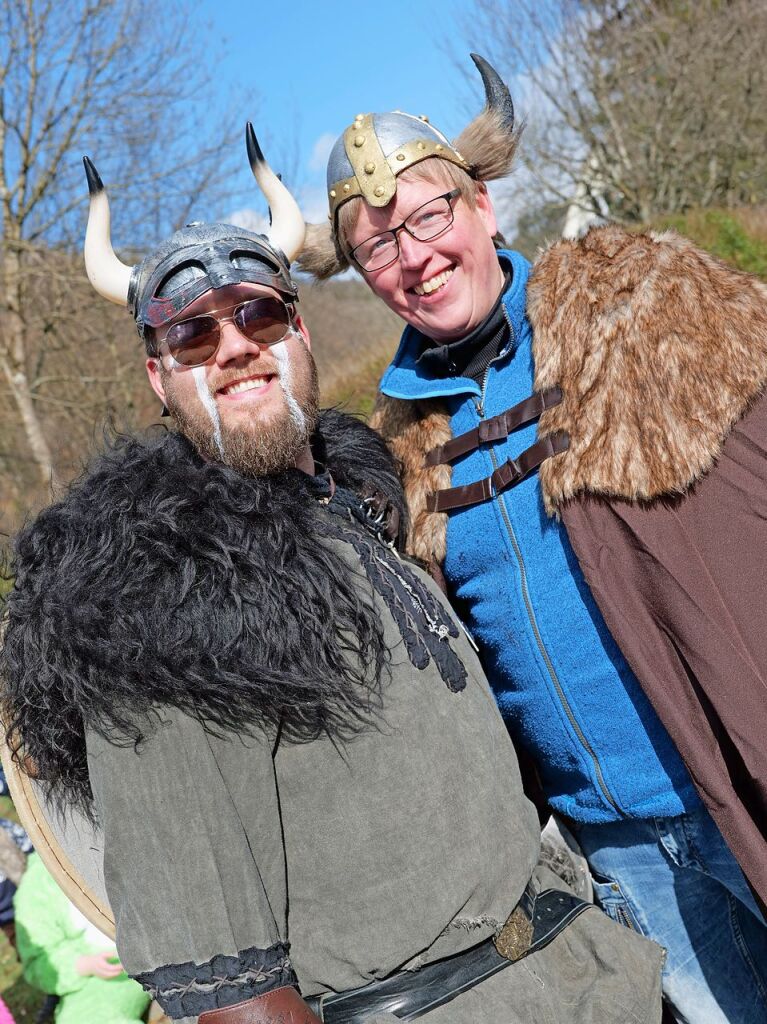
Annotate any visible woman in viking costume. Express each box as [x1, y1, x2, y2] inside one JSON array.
[[1, 126, 663, 1024], [299, 54, 767, 1024]]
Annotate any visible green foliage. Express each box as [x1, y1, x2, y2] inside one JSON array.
[[0, 928, 45, 1021], [652, 208, 767, 279]]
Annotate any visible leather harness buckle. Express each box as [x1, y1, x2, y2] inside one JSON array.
[[477, 418, 508, 444]]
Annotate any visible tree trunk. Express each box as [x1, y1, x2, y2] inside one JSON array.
[[1, 246, 59, 493]]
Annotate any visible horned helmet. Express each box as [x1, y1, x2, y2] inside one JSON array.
[[83, 124, 306, 346], [299, 54, 519, 280]]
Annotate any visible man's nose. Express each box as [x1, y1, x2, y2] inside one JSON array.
[[396, 229, 432, 270], [215, 320, 261, 366]]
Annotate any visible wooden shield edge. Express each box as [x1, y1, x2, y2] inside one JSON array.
[[0, 741, 115, 939]]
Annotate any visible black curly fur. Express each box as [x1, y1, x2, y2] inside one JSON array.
[[1, 411, 407, 815]]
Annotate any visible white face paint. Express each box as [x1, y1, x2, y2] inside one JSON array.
[[271, 335, 306, 434], [192, 365, 224, 459]]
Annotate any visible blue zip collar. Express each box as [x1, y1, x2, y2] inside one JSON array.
[[379, 250, 531, 402]]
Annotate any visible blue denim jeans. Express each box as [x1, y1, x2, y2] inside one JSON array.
[[572, 808, 767, 1024]]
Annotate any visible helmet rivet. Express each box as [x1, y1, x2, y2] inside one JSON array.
[[374, 186, 385, 197], [417, 142, 426, 151], [329, 189, 336, 198], [354, 135, 365, 147], [343, 183, 351, 192], [419, 114, 429, 122], [435, 144, 443, 152], [396, 153, 406, 161], [364, 162, 376, 174]]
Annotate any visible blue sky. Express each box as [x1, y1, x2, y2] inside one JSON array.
[[196, 0, 494, 225]]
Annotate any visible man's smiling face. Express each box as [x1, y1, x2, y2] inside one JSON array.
[[145, 281, 319, 476], [346, 170, 504, 342]]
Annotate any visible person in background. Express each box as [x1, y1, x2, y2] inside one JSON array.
[[14, 853, 149, 1024]]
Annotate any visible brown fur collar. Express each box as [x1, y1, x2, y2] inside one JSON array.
[[373, 225, 767, 562], [531, 226, 767, 514], [369, 396, 451, 565]]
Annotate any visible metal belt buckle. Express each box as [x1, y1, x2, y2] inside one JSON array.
[[494, 904, 534, 962]]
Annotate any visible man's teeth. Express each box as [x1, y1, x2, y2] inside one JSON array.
[[414, 269, 453, 296], [222, 377, 270, 396]]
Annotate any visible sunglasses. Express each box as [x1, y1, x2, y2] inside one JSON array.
[[152, 296, 295, 368]]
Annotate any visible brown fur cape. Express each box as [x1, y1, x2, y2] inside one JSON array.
[[371, 225, 767, 911]]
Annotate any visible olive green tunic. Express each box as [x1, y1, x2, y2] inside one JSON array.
[[86, 542, 663, 1022]]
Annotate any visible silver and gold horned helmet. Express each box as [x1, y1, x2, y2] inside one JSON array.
[[299, 53, 519, 280], [83, 124, 306, 340]]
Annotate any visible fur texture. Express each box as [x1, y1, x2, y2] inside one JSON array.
[[1, 411, 406, 814], [369, 395, 451, 565], [452, 108, 523, 185], [372, 226, 767, 561], [531, 227, 767, 513], [294, 222, 349, 282]]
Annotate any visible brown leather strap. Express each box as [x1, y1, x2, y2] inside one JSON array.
[[426, 432, 570, 513], [198, 985, 322, 1024], [424, 387, 563, 467]]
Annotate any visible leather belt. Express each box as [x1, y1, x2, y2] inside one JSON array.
[[425, 431, 570, 513], [424, 387, 563, 467], [305, 884, 591, 1024]]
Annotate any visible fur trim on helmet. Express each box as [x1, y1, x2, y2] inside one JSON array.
[[2, 410, 407, 815], [453, 107, 523, 185], [296, 222, 350, 282]]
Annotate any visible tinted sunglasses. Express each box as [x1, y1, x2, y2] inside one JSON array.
[[153, 296, 295, 368]]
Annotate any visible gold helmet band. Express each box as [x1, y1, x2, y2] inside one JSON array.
[[328, 112, 471, 220], [299, 53, 520, 281]]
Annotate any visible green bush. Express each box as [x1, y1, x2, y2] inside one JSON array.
[[653, 208, 767, 279]]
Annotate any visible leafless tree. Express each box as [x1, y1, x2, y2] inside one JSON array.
[[461, 0, 767, 227], [0, 0, 243, 502]]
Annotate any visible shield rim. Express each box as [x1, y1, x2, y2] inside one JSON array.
[[0, 741, 115, 938]]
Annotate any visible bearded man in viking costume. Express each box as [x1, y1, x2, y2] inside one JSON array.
[[0, 127, 664, 1024], [299, 54, 767, 1024]]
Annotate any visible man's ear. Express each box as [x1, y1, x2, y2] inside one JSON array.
[[294, 314, 312, 351], [475, 183, 498, 239], [146, 357, 168, 404]]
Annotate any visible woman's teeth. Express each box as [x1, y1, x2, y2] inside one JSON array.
[[414, 269, 453, 296]]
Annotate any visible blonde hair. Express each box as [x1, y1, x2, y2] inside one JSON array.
[[336, 158, 482, 257]]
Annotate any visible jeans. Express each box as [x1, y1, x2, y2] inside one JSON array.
[[572, 808, 767, 1024]]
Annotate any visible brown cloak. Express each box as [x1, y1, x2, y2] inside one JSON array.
[[372, 226, 767, 910]]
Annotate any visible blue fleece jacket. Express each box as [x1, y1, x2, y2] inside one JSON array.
[[380, 250, 701, 823]]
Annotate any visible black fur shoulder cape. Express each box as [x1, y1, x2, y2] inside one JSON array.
[[2, 410, 409, 812]]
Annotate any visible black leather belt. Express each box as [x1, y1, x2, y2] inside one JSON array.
[[305, 884, 591, 1023]]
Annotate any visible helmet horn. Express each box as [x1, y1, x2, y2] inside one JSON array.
[[82, 157, 133, 307], [470, 53, 515, 130], [246, 124, 306, 264]]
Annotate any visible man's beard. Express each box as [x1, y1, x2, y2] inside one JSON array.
[[164, 349, 320, 477]]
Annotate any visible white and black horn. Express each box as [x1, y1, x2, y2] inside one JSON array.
[[82, 157, 134, 307], [246, 124, 305, 264]]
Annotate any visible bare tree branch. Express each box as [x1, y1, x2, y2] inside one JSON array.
[[0, 0, 248, 507]]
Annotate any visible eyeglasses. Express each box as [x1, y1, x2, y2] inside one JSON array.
[[350, 189, 461, 272], [151, 296, 295, 368]]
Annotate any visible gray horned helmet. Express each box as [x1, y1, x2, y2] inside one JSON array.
[[298, 54, 520, 280], [83, 124, 306, 347]]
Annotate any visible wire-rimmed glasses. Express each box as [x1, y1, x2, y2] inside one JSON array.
[[350, 189, 461, 272]]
